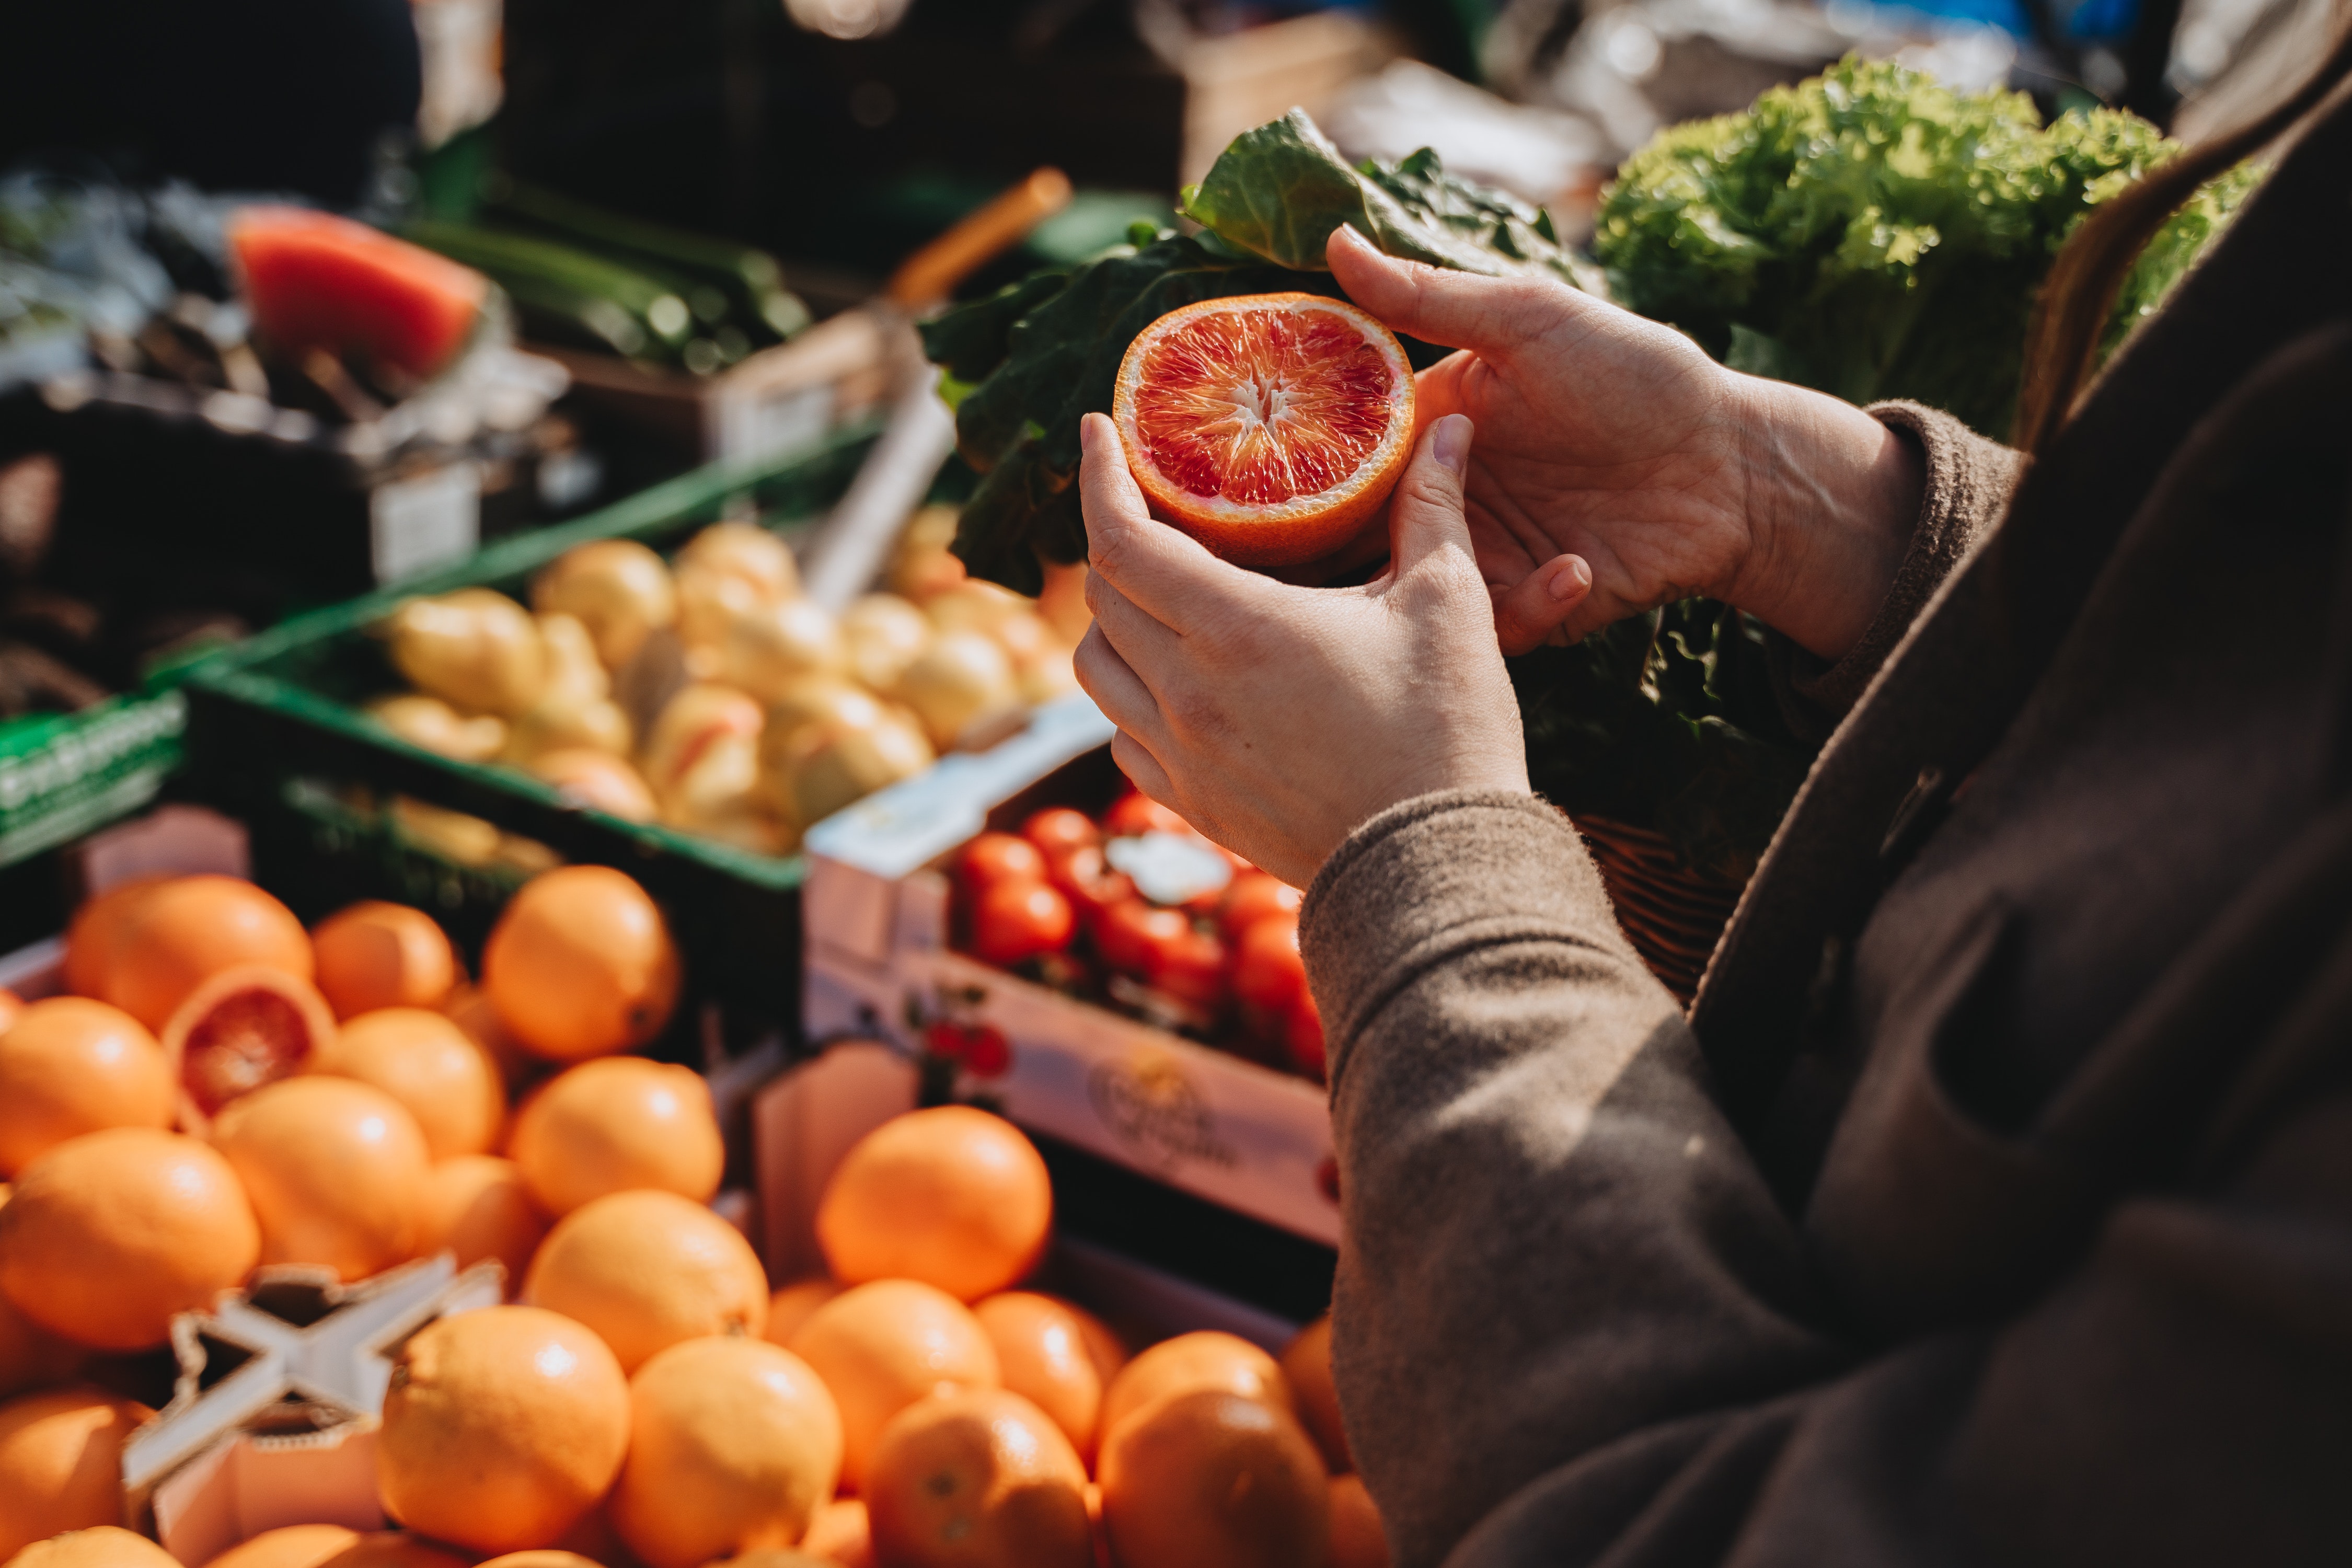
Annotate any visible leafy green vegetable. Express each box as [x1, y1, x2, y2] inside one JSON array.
[[1595, 55, 2259, 437], [919, 114, 1599, 596], [1510, 600, 1811, 884]]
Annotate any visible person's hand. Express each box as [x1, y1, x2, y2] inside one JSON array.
[[1326, 227, 1922, 660], [1072, 411, 1537, 887]]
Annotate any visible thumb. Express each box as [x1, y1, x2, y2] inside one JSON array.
[[1386, 413, 1477, 579], [1327, 225, 1575, 355]]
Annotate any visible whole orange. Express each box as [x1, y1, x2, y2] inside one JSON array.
[[377, 1306, 630, 1554], [0, 999, 171, 1175], [1328, 1473, 1389, 1568], [210, 1077, 431, 1281], [786, 1279, 999, 1493], [522, 1189, 767, 1373], [417, 1156, 549, 1288], [317, 1535, 471, 1568], [763, 1277, 843, 1350], [197, 1524, 359, 1568], [5, 1528, 179, 1568], [608, 1336, 843, 1568], [100, 876, 314, 1033], [309, 1008, 503, 1159], [815, 1108, 1051, 1302], [61, 877, 167, 1000], [1097, 1389, 1330, 1568], [865, 1387, 1091, 1568], [472, 1553, 605, 1568], [0, 1128, 259, 1351], [507, 1057, 721, 1217], [1098, 1331, 1292, 1445], [1281, 1315, 1350, 1472], [0, 1285, 81, 1402], [310, 902, 460, 1020], [482, 867, 678, 1061], [0, 1389, 153, 1559], [972, 1293, 1126, 1464]]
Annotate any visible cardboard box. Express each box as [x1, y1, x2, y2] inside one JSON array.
[[801, 694, 1342, 1250]]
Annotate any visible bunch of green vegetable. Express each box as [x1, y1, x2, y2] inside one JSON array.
[[406, 181, 810, 375], [922, 110, 1600, 595], [1595, 55, 2259, 437]]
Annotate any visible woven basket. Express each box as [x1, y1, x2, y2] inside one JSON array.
[[1573, 815, 1749, 1007]]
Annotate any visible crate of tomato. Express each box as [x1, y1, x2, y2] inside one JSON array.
[[802, 722, 1338, 1247]]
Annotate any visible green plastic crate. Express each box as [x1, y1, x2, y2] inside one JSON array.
[[183, 422, 891, 1044]]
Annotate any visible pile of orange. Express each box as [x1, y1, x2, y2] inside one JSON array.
[[0, 867, 1389, 1568]]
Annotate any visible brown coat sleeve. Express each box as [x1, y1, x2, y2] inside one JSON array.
[[1770, 403, 2026, 741], [1304, 790, 2352, 1568]]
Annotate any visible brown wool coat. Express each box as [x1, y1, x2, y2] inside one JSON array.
[[1299, 77, 2352, 1568]]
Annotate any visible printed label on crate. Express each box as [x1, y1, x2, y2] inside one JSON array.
[[0, 691, 187, 866], [923, 952, 1340, 1246], [371, 462, 482, 584], [713, 383, 835, 468]]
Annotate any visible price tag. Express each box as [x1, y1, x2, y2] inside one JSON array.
[[712, 383, 833, 466], [371, 462, 481, 584]]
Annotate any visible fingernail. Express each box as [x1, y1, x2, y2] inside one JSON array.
[[1547, 556, 1590, 602], [1079, 416, 1097, 454], [1432, 414, 1471, 476]]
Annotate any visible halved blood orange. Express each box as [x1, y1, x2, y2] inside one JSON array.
[[1112, 293, 1414, 567], [161, 964, 338, 1123]]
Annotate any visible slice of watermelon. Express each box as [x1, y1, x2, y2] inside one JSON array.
[[229, 205, 489, 382]]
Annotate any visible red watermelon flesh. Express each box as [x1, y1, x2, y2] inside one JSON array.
[[229, 206, 488, 382]]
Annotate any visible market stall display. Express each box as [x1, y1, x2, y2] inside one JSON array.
[[0, 853, 1368, 1567]]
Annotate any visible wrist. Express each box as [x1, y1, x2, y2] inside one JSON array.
[[1722, 374, 1923, 661]]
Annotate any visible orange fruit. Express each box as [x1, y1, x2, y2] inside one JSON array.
[[0, 1128, 258, 1351], [1327, 1473, 1388, 1568], [763, 1278, 843, 1348], [1097, 1389, 1329, 1568], [1098, 1332, 1291, 1445], [971, 1293, 1126, 1463], [161, 966, 338, 1120], [798, 1499, 872, 1567], [608, 1336, 843, 1568], [483, 867, 679, 1062], [309, 1007, 502, 1160], [1110, 293, 1414, 568], [508, 1058, 721, 1217], [61, 877, 168, 1001], [98, 876, 314, 1034], [716, 1553, 837, 1568], [865, 1387, 1091, 1568], [210, 1077, 430, 1281], [5, 1528, 179, 1568], [417, 1155, 549, 1288], [0, 999, 172, 1175], [522, 1189, 768, 1373], [310, 902, 460, 1020], [444, 985, 534, 1087], [198, 1524, 359, 1568], [1281, 1315, 1350, 1472], [377, 1305, 631, 1554], [317, 1536, 472, 1568], [786, 1280, 999, 1493], [0, 1389, 152, 1558], [814, 1108, 1051, 1303], [474, 1554, 603, 1568]]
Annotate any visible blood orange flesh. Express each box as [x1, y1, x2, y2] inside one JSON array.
[[1112, 293, 1414, 567], [162, 965, 337, 1120]]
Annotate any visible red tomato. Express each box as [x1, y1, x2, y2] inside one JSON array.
[[970, 879, 1074, 967], [1219, 873, 1303, 941], [1092, 898, 1187, 977], [958, 832, 1047, 898], [1022, 807, 1099, 857], [1047, 843, 1136, 926], [1103, 792, 1188, 838], [1233, 913, 1308, 1014], [1286, 993, 1327, 1080], [1152, 925, 1231, 1010]]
